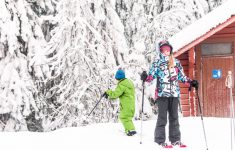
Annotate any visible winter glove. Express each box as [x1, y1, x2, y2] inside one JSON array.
[[140, 71, 148, 82], [145, 75, 154, 82], [190, 80, 199, 89], [102, 92, 109, 99]]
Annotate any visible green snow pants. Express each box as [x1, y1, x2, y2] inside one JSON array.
[[119, 108, 135, 133]]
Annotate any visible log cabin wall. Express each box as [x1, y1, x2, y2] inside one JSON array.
[[177, 52, 191, 117]]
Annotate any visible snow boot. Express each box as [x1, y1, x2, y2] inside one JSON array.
[[126, 130, 137, 136], [172, 141, 187, 148], [158, 143, 173, 148]]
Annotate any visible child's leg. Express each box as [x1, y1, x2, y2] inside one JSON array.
[[119, 109, 135, 133]]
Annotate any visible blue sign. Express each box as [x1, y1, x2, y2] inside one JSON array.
[[212, 69, 222, 79]]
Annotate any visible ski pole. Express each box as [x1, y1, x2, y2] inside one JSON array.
[[225, 71, 235, 150], [82, 95, 105, 125], [140, 71, 147, 144], [88, 95, 104, 116], [140, 80, 145, 144], [194, 82, 209, 150]]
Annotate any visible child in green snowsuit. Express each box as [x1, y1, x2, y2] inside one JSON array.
[[103, 69, 136, 136]]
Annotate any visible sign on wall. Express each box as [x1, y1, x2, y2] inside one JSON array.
[[212, 69, 222, 79]]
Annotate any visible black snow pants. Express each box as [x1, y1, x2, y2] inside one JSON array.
[[154, 97, 181, 144]]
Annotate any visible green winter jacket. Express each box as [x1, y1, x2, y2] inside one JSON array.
[[106, 78, 135, 114]]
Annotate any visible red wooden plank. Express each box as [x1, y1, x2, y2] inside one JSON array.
[[216, 27, 235, 34], [181, 94, 189, 99], [210, 33, 235, 38], [180, 99, 189, 105], [182, 105, 190, 111], [179, 82, 190, 88], [180, 88, 190, 94], [182, 111, 190, 117]]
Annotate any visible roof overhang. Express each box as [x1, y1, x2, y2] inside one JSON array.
[[174, 15, 235, 57]]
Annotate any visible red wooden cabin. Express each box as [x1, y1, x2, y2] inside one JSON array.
[[170, 0, 235, 117]]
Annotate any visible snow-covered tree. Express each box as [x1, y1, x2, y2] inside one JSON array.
[[30, 0, 128, 131], [0, 0, 53, 131]]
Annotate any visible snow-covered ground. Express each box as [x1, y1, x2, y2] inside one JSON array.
[[0, 117, 233, 150]]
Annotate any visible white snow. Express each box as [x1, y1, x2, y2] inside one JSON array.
[[169, 0, 235, 53], [0, 117, 233, 150], [0, 0, 232, 143]]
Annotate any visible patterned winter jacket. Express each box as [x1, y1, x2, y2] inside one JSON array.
[[146, 53, 191, 99]]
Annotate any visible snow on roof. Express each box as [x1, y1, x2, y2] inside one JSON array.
[[169, 0, 235, 53]]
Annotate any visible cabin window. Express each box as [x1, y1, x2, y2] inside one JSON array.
[[201, 43, 232, 56]]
